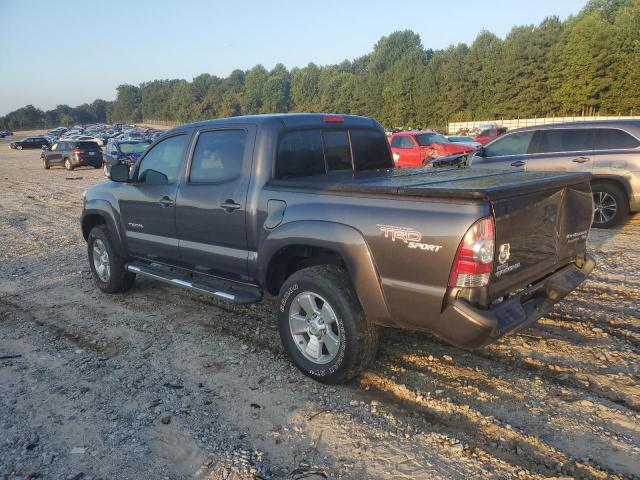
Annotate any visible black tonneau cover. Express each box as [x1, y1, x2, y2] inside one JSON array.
[[267, 167, 592, 201]]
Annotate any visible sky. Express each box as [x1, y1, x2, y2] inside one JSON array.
[[0, 0, 589, 116]]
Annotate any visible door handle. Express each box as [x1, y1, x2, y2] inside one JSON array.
[[510, 160, 525, 167], [158, 196, 174, 208], [221, 199, 241, 212], [572, 156, 590, 163]]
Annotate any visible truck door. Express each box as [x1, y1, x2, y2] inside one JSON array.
[[175, 126, 256, 281], [118, 132, 191, 265]]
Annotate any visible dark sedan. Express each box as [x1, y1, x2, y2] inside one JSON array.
[[10, 136, 49, 149], [102, 139, 151, 176], [41, 140, 103, 170]]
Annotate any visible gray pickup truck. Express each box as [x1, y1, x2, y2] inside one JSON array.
[[81, 114, 595, 383]]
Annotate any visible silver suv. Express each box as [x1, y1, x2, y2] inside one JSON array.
[[470, 120, 640, 228]]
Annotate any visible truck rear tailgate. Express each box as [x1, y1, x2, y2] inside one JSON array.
[[488, 179, 593, 300]]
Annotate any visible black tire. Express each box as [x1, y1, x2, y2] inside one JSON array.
[[43, 160, 50, 169], [277, 265, 378, 384], [87, 225, 135, 293], [591, 181, 628, 229], [64, 158, 73, 170]]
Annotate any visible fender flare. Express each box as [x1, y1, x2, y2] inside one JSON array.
[[259, 220, 392, 325], [81, 199, 126, 256]]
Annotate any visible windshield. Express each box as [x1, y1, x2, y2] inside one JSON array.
[[118, 141, 150, 154], [415, 133, 448, 146]]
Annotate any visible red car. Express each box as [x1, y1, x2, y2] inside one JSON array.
[[474, 127, 507, 145], [390, 131, 475, 167]]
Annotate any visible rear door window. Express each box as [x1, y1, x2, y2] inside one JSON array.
[[323, 130, 352, 171], [189, 129, 247, 183], [484, 131, 534, 157], [594, 128, 640, 150], [276, 130, 325, 179], [390, 136, 403, 148], [532, 129, 593, 153], [351, 129, 393, 170]]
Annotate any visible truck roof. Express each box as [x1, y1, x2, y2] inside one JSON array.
[[177, 113, 381, 131]]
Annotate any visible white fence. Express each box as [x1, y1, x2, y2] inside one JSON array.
[[448, 115, 640, 134]]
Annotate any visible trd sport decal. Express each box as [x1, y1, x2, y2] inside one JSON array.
[[377, 225, 442, 252]]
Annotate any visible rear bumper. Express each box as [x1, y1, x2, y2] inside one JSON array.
[[75, 155, 103, 167], [435, 254, 595, 349]]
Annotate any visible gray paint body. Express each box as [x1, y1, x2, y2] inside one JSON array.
[[82, 114, 595, 349]]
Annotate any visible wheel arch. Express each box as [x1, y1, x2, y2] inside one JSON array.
[[81, 203, 126, 256], [260, 221, 392, 325], [591, 175, 631, 209]]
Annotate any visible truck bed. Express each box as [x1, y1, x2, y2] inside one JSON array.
[[267, 167, 592, 201]]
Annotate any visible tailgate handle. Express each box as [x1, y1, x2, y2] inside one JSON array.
[[572, 156, 590, 163], [510, 160, 525, 167]]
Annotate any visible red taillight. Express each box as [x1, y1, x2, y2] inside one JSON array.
[[72, 147, 85, 154], [323, 115, 344, 123], [449, 216, 495, 288]]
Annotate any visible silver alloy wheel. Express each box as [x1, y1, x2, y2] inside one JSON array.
[[103, 163, 109, 177], [92, 239, 110, 283], [593, 191, 617, 225], [289, 291, 341, 365], [65, 159, 71, 170]]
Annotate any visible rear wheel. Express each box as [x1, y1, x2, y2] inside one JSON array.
[[277, 265, 378, 384], [17, 145, 22, 150], [64, 158, 73, 170], [43, 160, 50, 169], [591, 182, 628, 228], [87, 225, 135, 293]]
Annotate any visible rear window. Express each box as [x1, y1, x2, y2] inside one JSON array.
[[351, 129, 393, 170], [532, 129, 592, 153], [323, 130, 352, 171], [275, 128, 391, 179], [75, 141, 100, 149], [594, 128, 640, 150], [276, 130, 325, 179]]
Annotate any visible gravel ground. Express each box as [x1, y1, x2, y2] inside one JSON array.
[[0, 132, 639, 480]]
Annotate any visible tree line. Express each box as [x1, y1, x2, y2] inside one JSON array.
[[2, 0, 639, 132]]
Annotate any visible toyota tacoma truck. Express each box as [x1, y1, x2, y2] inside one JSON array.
[[81, 114, 595, 384]]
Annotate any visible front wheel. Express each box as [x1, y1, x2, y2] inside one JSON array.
[[87, 225, 135, 293], [43, 160, 50, 169], [16, 145, 22, 150], [277, 265, 378, 384], [591, 182, 628, 228], [64, 158, 73, 170]]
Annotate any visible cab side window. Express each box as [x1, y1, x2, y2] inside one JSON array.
[[190, 130, 247, 184], [532, 129, 593, 153], [137, 135, 188, 185], [594, 129, 640, 150], [484, 131, 534, 157]]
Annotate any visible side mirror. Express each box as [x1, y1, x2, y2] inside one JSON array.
[[110, 163, 130, 182]]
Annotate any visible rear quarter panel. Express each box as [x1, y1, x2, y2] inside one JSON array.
[[259, 188, 488, 330]]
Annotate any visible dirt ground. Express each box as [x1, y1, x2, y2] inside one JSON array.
[[0, 131, 639, 480]]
